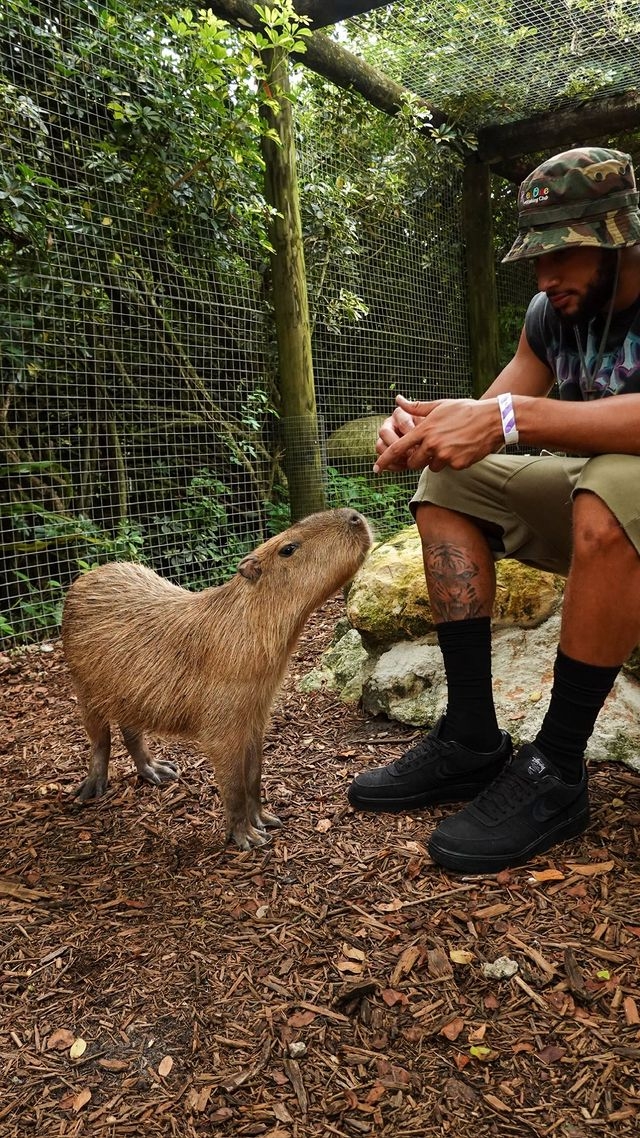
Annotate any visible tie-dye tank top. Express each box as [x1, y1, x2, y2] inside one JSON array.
[[525, 290, 640, 400]]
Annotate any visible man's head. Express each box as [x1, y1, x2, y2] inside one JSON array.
[[503, 147, 640, 264]]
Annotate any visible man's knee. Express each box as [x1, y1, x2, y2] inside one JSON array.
[[572, 490, 638, 562]]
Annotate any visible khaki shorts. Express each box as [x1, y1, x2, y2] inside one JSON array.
[[410, 453, 640, 576]]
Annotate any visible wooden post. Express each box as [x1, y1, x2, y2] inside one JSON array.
[[461, 157, 500, 398], [260, 48, 326, 520]]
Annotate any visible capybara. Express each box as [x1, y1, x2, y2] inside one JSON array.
[[62, 509, 372, 849]]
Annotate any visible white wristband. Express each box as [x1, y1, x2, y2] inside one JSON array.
[[497, 392, 519, 446]]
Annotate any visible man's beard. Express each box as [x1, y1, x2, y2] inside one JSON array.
[[557, 250, 619, 327]]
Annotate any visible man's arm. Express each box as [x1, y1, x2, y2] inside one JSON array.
[[374, 327, 554, 473], [376, 319, 640, 471]]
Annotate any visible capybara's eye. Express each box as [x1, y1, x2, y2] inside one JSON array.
[[278, 542, 299, 558]]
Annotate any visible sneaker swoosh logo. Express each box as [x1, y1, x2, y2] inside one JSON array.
[[532, 796, 562, 823]]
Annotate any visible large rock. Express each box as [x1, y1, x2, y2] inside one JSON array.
[[347, 525, 563, 646], [303, 527, 640, 771], [326, 415, 386, 474]]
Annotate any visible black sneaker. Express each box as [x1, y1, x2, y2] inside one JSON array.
[[428, 743, 590, 875], [347, 717, 512, 813]]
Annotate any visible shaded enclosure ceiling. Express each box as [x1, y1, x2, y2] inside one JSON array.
[[295, 1, 640, 166]]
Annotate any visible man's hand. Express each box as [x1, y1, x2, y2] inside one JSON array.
[[374, 394, 504, 474], [374, 400, 425, 471]]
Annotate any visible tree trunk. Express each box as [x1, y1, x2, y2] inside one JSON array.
[[462, 159, 500, 398], [260, 49, 326, 520]]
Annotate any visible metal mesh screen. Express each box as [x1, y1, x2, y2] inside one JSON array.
[[298, 84, 470, 536], [2, 5, 473, 646], [343, 0, 640, 128], [1, 0, 278, 644]]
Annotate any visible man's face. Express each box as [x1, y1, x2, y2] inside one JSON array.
[[534, 247, 618, 323]]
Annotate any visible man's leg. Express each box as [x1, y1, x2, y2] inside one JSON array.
[[418, 504, 502, 751], [347, 502, 512, 813], [429, 490, 639, 874], [531, 490, 639, 781]]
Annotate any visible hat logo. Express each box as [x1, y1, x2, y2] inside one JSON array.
[[524, 185, 550, 204]]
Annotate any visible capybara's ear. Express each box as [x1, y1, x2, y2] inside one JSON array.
[[238, 554, 262, 581]]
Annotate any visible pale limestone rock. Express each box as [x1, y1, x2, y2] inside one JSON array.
[[299, 628, 371, 703], [303, 528, 640, 772]]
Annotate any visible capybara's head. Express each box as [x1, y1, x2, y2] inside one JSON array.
[[237, 509, 372, 611]]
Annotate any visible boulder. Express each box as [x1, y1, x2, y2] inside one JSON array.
[[326, 415, 386, 474], [303, 526, 640, 771]]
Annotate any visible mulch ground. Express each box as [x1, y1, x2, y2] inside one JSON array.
[[1, 594, 639, 1138]]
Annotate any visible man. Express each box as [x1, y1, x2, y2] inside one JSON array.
[[348, 147, 640, 875]]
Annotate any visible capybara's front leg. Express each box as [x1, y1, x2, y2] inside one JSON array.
[[121, 727, 180, 787], [73, 707, 111, 802], [213, 741, 271, 851], [246, 737, 281, 833]]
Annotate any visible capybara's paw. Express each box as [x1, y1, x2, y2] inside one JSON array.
[[136, 760, 180, 787], [73, 776, 108, 802], [229, 822, 272, 851], [255, 808, 282, 831]]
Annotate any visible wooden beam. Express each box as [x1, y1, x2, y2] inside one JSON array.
[[294, 1, 391, 30], [477, 91, 640, 165], [205, 0, 450, 128]]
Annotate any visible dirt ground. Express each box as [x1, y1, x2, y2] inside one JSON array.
[[1, 594, 639, 1138]]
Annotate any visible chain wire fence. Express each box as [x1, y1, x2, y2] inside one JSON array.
[[1, 0, 564, 648]]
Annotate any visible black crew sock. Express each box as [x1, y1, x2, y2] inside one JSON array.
[[533, 648, 620, 783], [436, 617, 501, 752]]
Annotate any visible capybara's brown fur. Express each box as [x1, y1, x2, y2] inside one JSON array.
[[62, 509, 372, 848]]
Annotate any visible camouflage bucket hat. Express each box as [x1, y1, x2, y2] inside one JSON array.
[[502, 147, 640, 263]]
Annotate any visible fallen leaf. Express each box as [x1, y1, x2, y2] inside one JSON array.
[[342, 944, 366, 962], [315, 819, 331, 832], [376, 898, 403, 913], [98, 1059, 129, 1071], [336, 960, 364, 974], [381, 988, 409, 1007], [73, 1088, 91, 1112], [69, 1038, 87, 1059], [468, 1024, 488, 1044], [158, 1055, 174, 1077], [529, 868, 565, 883], [566, 860, 615, 876], [537, 1045, 566, 1064], [449, 949, 474, 965], [440, 1017, 465, 1042], [287, 1010, 316, 1028], [469, 1045, 495, 1061], [47, 1029, 75, 1051]]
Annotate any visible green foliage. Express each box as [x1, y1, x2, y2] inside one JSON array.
[[146, 470, 256, 590], [326, 467, 411, 539], [8, 572, 65, 638], [497, 302, 527, 369]]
